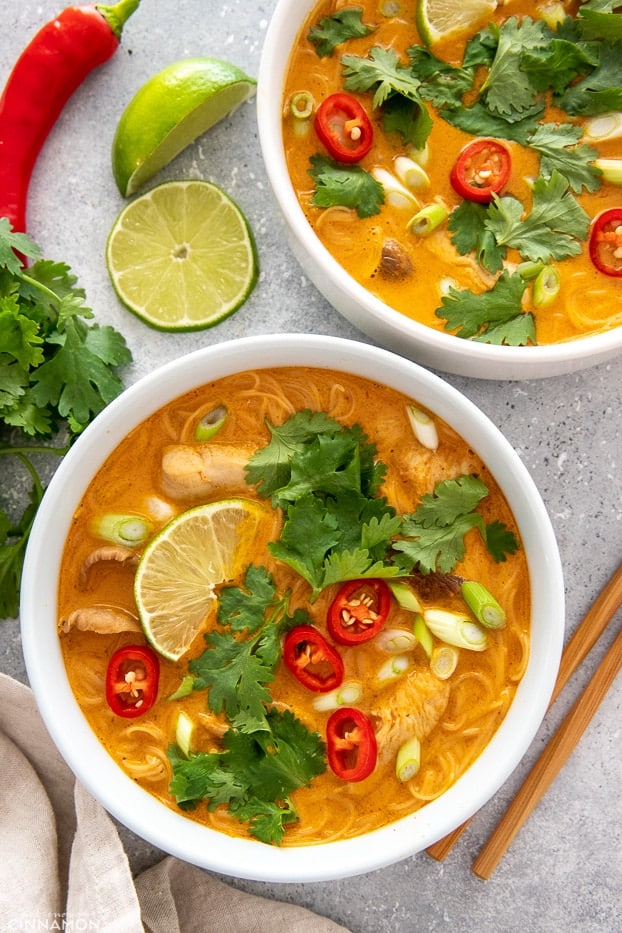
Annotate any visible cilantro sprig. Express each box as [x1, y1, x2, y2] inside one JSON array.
[[307, 7, 375, 58], [169, 565, 326, 844], [0, 222, 131, 618], [394, 475, 519, 574], [246, 410, 402, 599]]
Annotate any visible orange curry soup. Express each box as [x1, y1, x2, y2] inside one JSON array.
[[282, 0, 622, 346], [58, 368, 530, 845]]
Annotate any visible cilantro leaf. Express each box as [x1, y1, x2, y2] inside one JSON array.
[[308, 154, 384, 218], [480, 17, 550, 120], [440, 100, 541, 140], [435, 271, 534, 346], [408, 45, 476, 110], [485, 171, 590, 262], [394, 475, 519, 573], [449, 201, 506, 274], [520, 38, 598, 94], [526, 123, 601, 193], [341, 46, 423, 108], [557, 40, 622, 114], [307, 7, 375, 58]]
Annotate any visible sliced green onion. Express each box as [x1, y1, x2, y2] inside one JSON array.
[[90, 513, 152, 547], [583, 112, 622, 143], [371, 168, 419, 209], [538, 1, 566, 28], [430, 644, 459, 680], [375, 628, 418, 654], [312, 681, 363, 712], [413, 613, 433, 659], [195, 404, 227, 441], [175, 711, 195, 758], [396, 736, 421, 782], [593, 158, 622, 186], [394, 156, 431, 190], [407, 202, 449, 237], [517, 260, 545, 281], [290, 91, 315, 120], [389, 580, 423, 614], [379, 0, 401, 15], [376, 654, 410, 683], [407, 143, 429, 167], [461, 581, 506, 630], [533, 264, 561, 309], [168, 675, 195, 701], [423, 608, 488, 651], [406, 404, 439, 450]]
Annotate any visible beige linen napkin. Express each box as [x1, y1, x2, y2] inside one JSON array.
[[0, 672, 351, 933]]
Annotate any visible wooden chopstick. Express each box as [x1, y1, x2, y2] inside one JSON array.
[[472, 625, 622, 879], [426, 560, 622, 862]]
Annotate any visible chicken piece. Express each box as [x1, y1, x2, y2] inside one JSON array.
[[61, 606, 141, 634], [79, 545, 140, 587], [161, 443, 255, 500], [370, 668, 450, 765]]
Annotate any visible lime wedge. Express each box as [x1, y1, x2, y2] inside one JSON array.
[[135, 498, 268, 661], [112, 57, 256, 197], [105, 180, 258, 331], [416, 0, 497, 46]]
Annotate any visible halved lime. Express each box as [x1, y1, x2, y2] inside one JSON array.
[[105, 180, 258, 331], [134, 498, 268, 661], [112, 57, 256, 197], [416, 0, 497, 46]]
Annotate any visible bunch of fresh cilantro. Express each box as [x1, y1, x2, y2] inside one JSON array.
[[168, 412, 519, 844], [0, 221, 131, 619], [303, 1, 622, 345]]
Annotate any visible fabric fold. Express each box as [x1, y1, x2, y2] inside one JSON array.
[[0, 673, 351, 933]]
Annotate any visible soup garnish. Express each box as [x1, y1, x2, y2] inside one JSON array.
[[282, 0, 622, 345], [58, 368, 530, 846]]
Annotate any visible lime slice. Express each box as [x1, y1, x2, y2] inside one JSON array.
[[112, 57, 256, 197], [135, 498, 268, 661], [416, 0, 497, 46], [105, 180, 258, 331]]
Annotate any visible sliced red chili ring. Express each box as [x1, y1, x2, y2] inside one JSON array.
[[327, 578, 392, 646], [450, 138, 512, 204], [326, 707, 377, 782], [282, 624, 344, 693], [314, 92, 373, 164], [105, 644, 160, 718], [589, 208, 622, 277]]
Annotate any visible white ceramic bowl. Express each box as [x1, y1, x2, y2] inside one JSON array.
[[257, 0, 622, 380], [21, 334, 564, 882]]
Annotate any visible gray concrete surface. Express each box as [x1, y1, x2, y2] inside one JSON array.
[[1, 1, 620, 930]]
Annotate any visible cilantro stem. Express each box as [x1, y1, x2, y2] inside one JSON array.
[[19, 270, 64, 306]]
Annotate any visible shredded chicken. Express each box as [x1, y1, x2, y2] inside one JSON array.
[[161, 443, 255, 500], [61, 605, 141, 634], [370, 668, 450, 765], [79, 545, 139, 588]]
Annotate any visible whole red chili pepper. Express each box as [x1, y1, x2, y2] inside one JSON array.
[[0, 0, 140, 235]]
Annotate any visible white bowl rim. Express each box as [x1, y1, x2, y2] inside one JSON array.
[[256, 0, 622, 380], [21, 334, 564, 882]]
